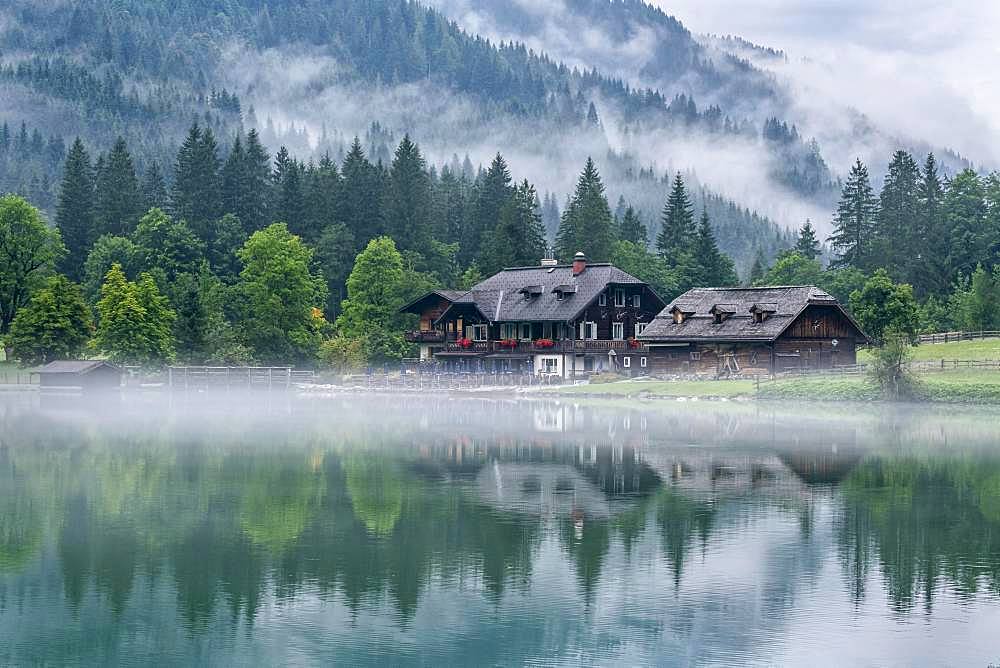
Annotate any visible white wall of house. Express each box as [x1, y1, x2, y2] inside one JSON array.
[[533, 354, 562, 376]]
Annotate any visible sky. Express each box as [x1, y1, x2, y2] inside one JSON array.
[[656, 0, 1000, 167]]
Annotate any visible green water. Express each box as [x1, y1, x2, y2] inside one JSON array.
[[1, 395, 999, 666]]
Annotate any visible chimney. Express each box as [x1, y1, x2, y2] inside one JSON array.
[[540, 258, 558, 267], [572, 251, 587, 276]]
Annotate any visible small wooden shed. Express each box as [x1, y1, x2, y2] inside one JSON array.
[[35, 360, 122, 393]]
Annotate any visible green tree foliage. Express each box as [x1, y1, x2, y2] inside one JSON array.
[[617, 204, 647, 245], [94, 137, 142, 237], [221, 130, 272, 236], [692, 209, 738, 287], [340, 138, 383, 250], [94, 264, 176, 366], [849, 269, 920, 344], [319, 335, 366, 373], [755, 251, 823, 287], [794, 220, 821, 260], [874, 150, 920, 279], [54, 138, 94, 281], [868, 331, 919, 400], [948, 264, 1000, 331], [383, 135, 432, 256], [656, 173, 696, 260], [336, 237, 411, 364], [829, 158, 878, 270], [141, 161, 169, 213], [82, 235, 140, 304], [132, 208, 205, 281], [554, 157, 616, 262], [8, 275, 93, 365], [0, 195, 64, 336], [481, 179, 547, 275], [271, 146, 306, 237], [610, 240, 679, 301], [236, 223, 327, 365], [206, 213, 247, 280], [466, 153, 513, 267], [944, 169, 988, 278], [302, 154, 342, 244], [171, 123, 221, 241]]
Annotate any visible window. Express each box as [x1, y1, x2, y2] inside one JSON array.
[[543, 322, 552, 339], [471, 324, 488, 342], [640, 357, 647, 368], [500, 323, 516, 339], [543, 358, 559, 374], [623, 356, 631, 368], [599, 293, 607, 306], [614, 288, 625, 307], [612, 322, 624, 340], [579, 321, 597, 340], [519, 323, 531, 340], [690, 351, 701, 361], [632, 294, 641, 308], [554, 323, 565, 340], [634, 322, 646, 338]]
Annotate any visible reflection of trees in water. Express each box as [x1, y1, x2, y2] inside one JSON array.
[[344, 455, 403, 537], [838, 456, 1000, 612]]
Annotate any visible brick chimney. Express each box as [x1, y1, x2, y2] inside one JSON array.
[[572, 251, 587, 276]]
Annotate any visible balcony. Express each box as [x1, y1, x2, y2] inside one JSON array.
[[440, 339, 646, 355], [405, 330, 447, 343]]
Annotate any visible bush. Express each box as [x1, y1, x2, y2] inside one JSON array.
[[868, 331, 921, 400]]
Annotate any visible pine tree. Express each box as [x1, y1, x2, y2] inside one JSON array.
[[913, 153, 946, 296], [481, 180, 547, 275], [94, 137, 142, 237], [141, 161, 169, 213], [55, 138, 95, 281], [341, 137, 383, 250], [875, 150, 920, 277], [383, 135, 432, 255], [794, 219, 821, 260], [465, 153, 513, 266], [171, 123, 221, 241], [271, 146, 306, 235], [828, 158, 878, 270], [693, 209, 738, 287], [656, 173, 696, 259], [302, 154, 342, 243], [748, 249, 766, 286], [554, 157, 616, 262], [944, 169, 988, 279], [618, 204, 647, 245]]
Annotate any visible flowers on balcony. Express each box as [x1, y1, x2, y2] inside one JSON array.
[[534, 338, 555, 348], [456, 338, 474, 349], [629, 338, 643, 349], [498, 338, 519, 349]]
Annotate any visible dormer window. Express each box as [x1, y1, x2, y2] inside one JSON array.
[[749, 303, 777, 324], [520, 285, 543, 301], [710, 304, 737, 324], [670, 304, 695, 324], [552, 284, 577, 301], [599, 293, 607, 306]]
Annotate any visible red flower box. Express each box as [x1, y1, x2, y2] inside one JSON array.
[[629, 338, 643, 349], [499, 338, 519, 349], [534, 338, 555, 348], [456, 338, 474, 349]]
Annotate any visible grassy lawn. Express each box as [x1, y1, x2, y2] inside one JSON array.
[[858, 338, 1000, 363]]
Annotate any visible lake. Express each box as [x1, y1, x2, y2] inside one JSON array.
[[1, 393, 999, 666]]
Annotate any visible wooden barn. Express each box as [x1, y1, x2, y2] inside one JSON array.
[[638, 286, 869, 376], [35, 360, 122, 393]]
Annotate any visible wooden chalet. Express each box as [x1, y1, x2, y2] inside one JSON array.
[[637, 286, 869, 376], [402, 253, 665, 377]]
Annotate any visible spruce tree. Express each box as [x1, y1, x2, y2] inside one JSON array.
[[302, 154, 342, 244], [794, 219, 821, 260], [914, 153, 946, 296], [94, 137, 142, 237], [828, 158, 878, 270], [55, 138, 95, 281], [141, 161, 169, 213], [875, 150, 920, 277], [944, 169, 988, 278], [748, 249, 766, 286], [481, 180, 547, 275], [341, 137, 383, 250], [618, 204, 647, 245], [554, 157, 616, 262], [383, 135, 432, 255], [466, 153, 513, 266], [171, 123, 221, 241], [656, 173, 696, 259], [271, 146, 307, 236], [693, 209, 738, 287]]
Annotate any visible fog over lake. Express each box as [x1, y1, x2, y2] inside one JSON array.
[[1, 394, 999, 666]]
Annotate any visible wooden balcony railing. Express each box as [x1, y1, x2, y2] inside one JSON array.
[[405, 330, 447, 343], [441, 339, 646, 354]]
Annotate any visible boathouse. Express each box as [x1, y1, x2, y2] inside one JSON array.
[[35, 360, 122, 393]]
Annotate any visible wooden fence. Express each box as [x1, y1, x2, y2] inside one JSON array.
[[917, 330, 1000, 344], [125, 366, 316, 390]]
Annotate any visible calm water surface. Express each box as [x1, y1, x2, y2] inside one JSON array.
[[1, 394, 999, 666]]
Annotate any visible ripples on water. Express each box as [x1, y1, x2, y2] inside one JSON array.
[[1, 394, 999, 666]]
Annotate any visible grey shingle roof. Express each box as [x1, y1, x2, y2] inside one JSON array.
[[434, 263, 657, 323], [34, 360, 118, 374], [639, 286, 861, 342]]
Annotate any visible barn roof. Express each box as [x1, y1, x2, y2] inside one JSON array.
[[34, 360, 119, 374], [427, 263, 664, 323], [639, 286, 867, 343]]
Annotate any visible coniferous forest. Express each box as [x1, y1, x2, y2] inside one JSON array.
[[1, 0, 999, 369]]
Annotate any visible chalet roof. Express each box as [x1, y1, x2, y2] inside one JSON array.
[[432, 263, 662, 323], [639, 286, 866, 342], [34, 360, 119, 374]]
